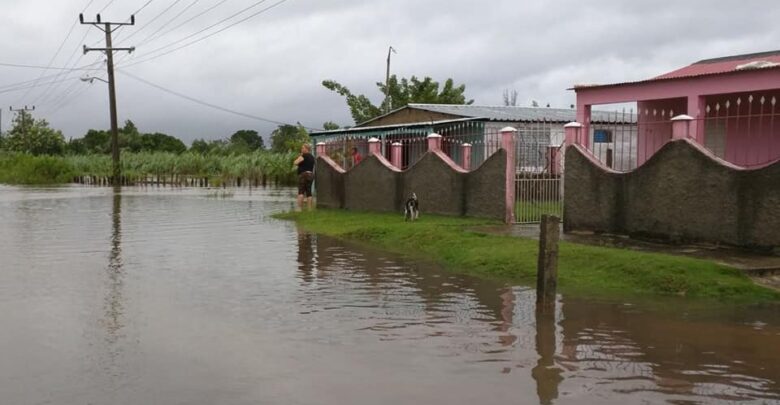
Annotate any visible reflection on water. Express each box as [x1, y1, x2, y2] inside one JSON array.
[[293, 229, 780, 404], [0, 186, 778, 405]]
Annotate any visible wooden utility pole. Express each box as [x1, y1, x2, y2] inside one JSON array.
[[10, 105, 36, 138], [80, 13, 135, 186], [385, 46, 396, 113]]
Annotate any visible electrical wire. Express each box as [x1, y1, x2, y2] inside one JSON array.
[[114, 0, 228, 66], [119, 0, 185, 43], [132, 0, 156, 16], [117, 69, 321, 131], [120, 0, 287, 68], [0, 61, 103, 71], [15, 0, 99, 105]]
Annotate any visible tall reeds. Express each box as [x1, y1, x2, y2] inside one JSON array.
[[0, 151, 299, 186]]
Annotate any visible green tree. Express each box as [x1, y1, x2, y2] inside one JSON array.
[[79, 129, 111, 153], [322, 121, 340, 130], [322, 75, 473, 124], [4, 110, 66, 155], [229, 130, 265, 151], [270, 124, 310, 153], [139, 132, 187, 154]]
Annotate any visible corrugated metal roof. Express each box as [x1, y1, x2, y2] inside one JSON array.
[[407, 104, 630, 123], [654, 50, 780, 80], [310, 117, 479, 137], [574, 50, 780, 91]]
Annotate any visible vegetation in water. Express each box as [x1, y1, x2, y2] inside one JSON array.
[[277, 209, 780, 303], [0, 110, 312, 186]]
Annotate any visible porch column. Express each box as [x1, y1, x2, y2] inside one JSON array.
[[563, 122, 583, 146], [391, 142, 402, 169], [368, 137, 381, 156], [501, 127, 517, 224], [315, 142, 326, 156], [576, 104, 592, 149], [687, 95, 706, 144], [461, 143, 472, 171], [671, 115, 693, 140], [427, 133, 442, 151]]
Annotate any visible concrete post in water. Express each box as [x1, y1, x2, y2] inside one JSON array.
[[391, 142, 403, 169], [671, 114, 693, 140], [315, 142, 327, 156], [501, 127, 517, 224], [368, 137, 381, 156], [427, 133, 442, 151], [536, 214, 560, 306], [461, 143, 472, 171], [563, 122, 583, 146]]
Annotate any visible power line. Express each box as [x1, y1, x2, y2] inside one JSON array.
[[132, 0, 157, 15], [0, 61, 102, 71], [120, 0, 287, 68], [139, 0, 227, 47], [0, 76, 82, 96], [119, 0, 184, 43], [31, 29, 95, 105], [114, 0, 227, 66], [117, 69, 321, 131], [98, 0, 118, 14], [135, 0, 201, 46], [16, 0, 99, 105]]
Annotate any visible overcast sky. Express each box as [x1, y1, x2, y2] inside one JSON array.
[[0, 0, 777, 144]]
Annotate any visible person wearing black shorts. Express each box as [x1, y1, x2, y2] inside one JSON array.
[[293, 144, 315, 209]]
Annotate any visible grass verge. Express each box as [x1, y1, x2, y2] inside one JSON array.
[[276, 209, 780, 303]]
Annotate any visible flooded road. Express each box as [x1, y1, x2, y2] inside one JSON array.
[[0, 185, 778, 404]]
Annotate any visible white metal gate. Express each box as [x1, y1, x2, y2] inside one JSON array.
[[514, 122, 564, 224]]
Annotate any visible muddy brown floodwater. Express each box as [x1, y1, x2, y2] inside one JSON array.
[[0, 185, 778, 404]]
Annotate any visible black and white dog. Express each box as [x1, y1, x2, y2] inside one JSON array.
[[404, 192, 419, 222]]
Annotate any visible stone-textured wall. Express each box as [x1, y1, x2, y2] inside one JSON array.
[[402, 152, 465, 216], [343, 155, 401, 213], [316, 150, 507, 220], [465, 149, 507, 219], [564, 140, 780, 248], [314, 156, 345, 209]]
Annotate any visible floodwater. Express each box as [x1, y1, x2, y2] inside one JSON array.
[[0, 186, 778, 405]]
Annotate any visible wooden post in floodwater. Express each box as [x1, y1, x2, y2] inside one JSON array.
[[536, 214, 560, 306]]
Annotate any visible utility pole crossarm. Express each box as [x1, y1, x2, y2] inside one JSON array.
[[83, 46, 135, 54]]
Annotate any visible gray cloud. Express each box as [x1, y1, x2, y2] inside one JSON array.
[[1, 0, 777, 143]]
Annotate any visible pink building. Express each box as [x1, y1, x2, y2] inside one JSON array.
[[573, 50, 780, 169]]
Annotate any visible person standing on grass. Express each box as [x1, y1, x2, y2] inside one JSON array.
[[293, 144, 315, 209]]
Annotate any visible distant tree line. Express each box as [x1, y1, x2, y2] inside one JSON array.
[[0, 110, 310, 156]]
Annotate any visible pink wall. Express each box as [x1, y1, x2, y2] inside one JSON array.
[[635, 98, 686, 165]]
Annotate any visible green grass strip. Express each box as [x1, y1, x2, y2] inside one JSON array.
[[276, 209, 780, 303]]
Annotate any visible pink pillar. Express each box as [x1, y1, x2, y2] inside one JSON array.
[[461, 143, 472, 171], [427, 133, 442, 151], [687, 95, 706, 143], [563, 122, 583, 146], [315, 142, 326, 156], [391, 142, 402, 169], [671, 114, 693, 140], [575, 104, 592, 149], [368, 137, 381, 156], [547, 146, 562, 175], [501, 127, 517, 224]]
